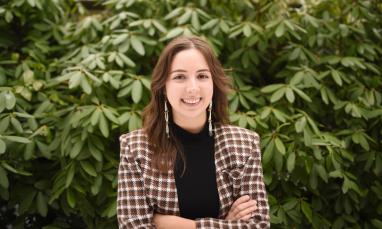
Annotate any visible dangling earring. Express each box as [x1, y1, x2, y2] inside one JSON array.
[[164, 99, 169, 139], [208, 101, 213, 136]]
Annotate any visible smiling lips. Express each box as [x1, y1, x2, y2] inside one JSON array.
[[181, 97, 202, 105]]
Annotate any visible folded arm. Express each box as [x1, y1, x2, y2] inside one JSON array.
[[195, 134, 270, 228]]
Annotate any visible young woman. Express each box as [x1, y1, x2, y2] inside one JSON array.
[[117, 36, 270, 228]]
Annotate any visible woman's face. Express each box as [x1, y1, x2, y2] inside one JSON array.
[[165, 48, 213, 128]]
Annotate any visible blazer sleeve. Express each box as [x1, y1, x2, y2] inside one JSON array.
[[195, 132, 270, 229], [117, 135, 156, 229]]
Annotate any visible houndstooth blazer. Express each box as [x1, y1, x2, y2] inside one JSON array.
[[117, 123, 270, 229]]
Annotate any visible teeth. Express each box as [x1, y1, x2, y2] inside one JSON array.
[[183, 98, 201, 104]]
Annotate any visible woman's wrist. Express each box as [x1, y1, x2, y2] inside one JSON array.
[[154, 214, 196, 229]]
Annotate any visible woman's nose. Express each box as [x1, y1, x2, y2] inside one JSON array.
[[186, 78, 198, 93]]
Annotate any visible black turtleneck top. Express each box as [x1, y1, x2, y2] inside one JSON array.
[[171, 121, 220, 220]]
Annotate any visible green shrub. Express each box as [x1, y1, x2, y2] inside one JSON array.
[[0, 0, 381, 228]]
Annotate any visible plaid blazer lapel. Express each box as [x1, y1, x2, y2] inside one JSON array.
[[213, 124, 234, 218], [143, 147, 180, 216]]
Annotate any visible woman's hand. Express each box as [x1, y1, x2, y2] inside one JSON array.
[[154, 214, 196, 229], [225, 195, 257, 221]]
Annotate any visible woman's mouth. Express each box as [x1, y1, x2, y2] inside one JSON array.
[[181, 98, 202, 105]]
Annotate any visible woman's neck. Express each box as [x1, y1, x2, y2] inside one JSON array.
[[173, 116, 206, 134]]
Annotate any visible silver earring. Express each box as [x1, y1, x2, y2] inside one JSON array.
[[208, 101, 213, 136], [164, 100, 169, 139]]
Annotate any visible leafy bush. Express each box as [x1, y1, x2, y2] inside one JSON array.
[[0, 0, 381, 228]]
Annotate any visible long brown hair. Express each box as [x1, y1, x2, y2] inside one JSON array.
[[142, 36, 231, 173]]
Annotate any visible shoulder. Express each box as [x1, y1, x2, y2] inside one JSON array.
[[214, 124, 261, 166], [119, 129, 151, 158], [214, 123, 260, 143], [119, 128, 148, 143]]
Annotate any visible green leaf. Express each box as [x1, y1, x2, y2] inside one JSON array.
[[283, 198, 298, 210], [130, 36, 145, 55], [295, 116, 306, 133], [80, 161, 97, 177], [177, 9, 192, 25], [68, 71, 82, 89], [0, 139, 6, 154], [0, 166, 9, 188], [303, 126, 312, 146], [275, 22, 285, 37], [141, 78, 151, 89], [36, 192, 48, 217], [263, 139, 274, 165], [0, 116, 10, 133], [285, 87, 295, 103], [165, 27, 183, 40], [301, 201, 313, 223], [70, 140, 84, 158], [91, 176, 102, 195], [66, 189, 76, 208], [329, 170, 343, 178], [103, 200, 117, 218], [201, 18, 219, 30], [243, 24, 251, 37], [119, 53, 136, 67], [80, 76, 92, 94], [1, 161, 31, 176], [99, 112, 109, 137], [191, 11, 200, 29], [152, 20, 167, 33], [5, 91, 16, 109], [315, 164, 328, 183], [309, 166, 317, 189], [238, 94, 250, 109], [293, 88, 312, 102], [331, 69, 342, 86], [89, 142, 102, 162], [238, 115, 247, 127], [290, 71, 304, 85], [164, 7, 183, 20], [261, 84, 284, 93], [371, 219, 382, 228], [113, 34, 128, 45], [131, 80, 143, 103], [289, 47, 300, 60], [274, 148, 283, 172], [65, 164, 75, 188], [270, 87, 286, 103], [90, 108, 101, 126], [19, 190, 36, 214], [275, 137, 286, 155], [287, 152, 296, 172], [102, 107, 119, 124], [229, 96, 239, 113], [11, 117, 23, 133], [2, 135, 31, 144], [0, 93, 5, 112], [272, 109, 287, 122]]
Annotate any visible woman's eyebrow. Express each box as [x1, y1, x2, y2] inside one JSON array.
[[169, 69, 210, 74], [169, 69, 186, 74]]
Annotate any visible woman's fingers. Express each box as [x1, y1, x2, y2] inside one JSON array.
[[237, 204, 257, 219], [225, 196, 257, 220], [231, 199, 257, 217], [230, 195, 250, 210], [239, 213, 252, 221]]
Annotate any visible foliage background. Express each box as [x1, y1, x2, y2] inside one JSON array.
[[0, 0, 381, 228]]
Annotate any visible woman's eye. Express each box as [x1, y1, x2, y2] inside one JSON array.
[[173, 75, 185, 80], [199, 74, 209, 79]]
